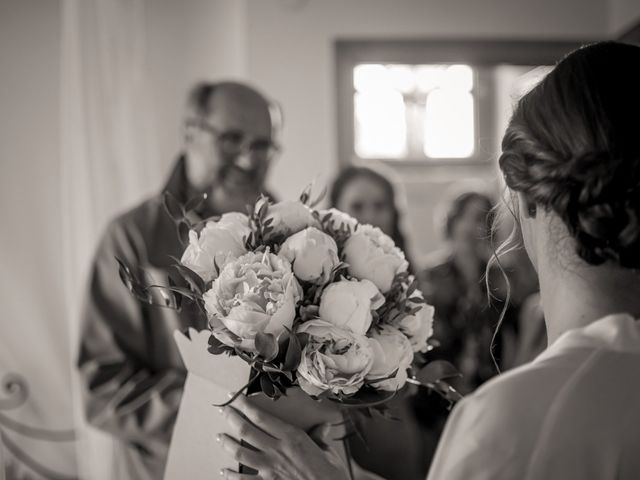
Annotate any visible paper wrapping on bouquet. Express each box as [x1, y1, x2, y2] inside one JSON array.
[[164, 328, 348, 480]]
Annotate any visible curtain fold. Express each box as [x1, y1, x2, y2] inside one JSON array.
[[60, 0, 162, 478]]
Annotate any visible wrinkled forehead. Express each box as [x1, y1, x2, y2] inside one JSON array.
[[206, 87, 273, 138]]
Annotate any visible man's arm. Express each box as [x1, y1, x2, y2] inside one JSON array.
[[77, 219, 186, 454]]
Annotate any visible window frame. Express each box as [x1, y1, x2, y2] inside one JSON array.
[[335, 39, 587, 168]]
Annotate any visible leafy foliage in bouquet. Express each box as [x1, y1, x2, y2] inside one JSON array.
[[117, 187, 461, 415]]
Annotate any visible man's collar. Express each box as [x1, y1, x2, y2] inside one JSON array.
[[162, 154, 190, 204]]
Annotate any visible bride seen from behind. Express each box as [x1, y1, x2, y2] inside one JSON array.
[[217, 41, 640, 479]]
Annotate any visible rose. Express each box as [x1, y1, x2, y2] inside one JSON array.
[[203, 251, 302, 352], [296, 319, 374, 396], [279, 227, 341, 285], [318, 279, 385, 335], [261, 199, 316, 239], [343, 225, 408, 293], [318, 208, 358, 231], [180, 212, 250, 283], [366, 325, 414, 391], [397, 291, 435, 353]]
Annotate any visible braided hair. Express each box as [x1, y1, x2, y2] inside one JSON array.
[[499, 41, 640, 269]]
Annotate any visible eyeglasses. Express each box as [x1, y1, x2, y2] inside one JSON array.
[[186, 119, 280, 160]]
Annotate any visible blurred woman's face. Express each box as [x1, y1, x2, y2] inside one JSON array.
[[450, 198, 490, 251], [336, 177, 395, 235]]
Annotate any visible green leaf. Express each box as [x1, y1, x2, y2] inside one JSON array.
[[208, 334, 230, 355], [170, 262, 205, 295], [163, 191, 184, 221], [282, 333, 302, 371], [177, 220, 191, 246], [406, 278, 419, 298], [255, 332, 279, 362], [260, 374, 277, 398], [415, 360, 461, 385], [151, 285, 201, 302], [184, 193, 208, 213], [405, 305, 423, 316], [258, 200, 269, 222]]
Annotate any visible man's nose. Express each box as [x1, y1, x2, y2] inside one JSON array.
[[233, 151, 253, 171]]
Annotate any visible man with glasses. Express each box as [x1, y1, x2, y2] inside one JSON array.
[[77, 82, 281, 480]]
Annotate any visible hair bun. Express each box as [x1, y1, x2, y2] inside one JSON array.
[[569, 152, 640, 268]]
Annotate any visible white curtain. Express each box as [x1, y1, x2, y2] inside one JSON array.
[[60, 0, 162, 478]]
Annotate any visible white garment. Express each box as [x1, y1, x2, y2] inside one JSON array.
[[427, 313, 640, 480]]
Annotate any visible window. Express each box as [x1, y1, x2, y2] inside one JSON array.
[[354, 63, 475, 160], [336, 40, 585, 167]]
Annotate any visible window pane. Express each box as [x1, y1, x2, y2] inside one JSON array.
[[355, 91, 407, 158], [352, 63, 475, 160], [354, 64, 392, 93], [415, 65, 447, 93], [386, 65, 415, 94], [424, 90, 474, 158], [442, 64, 473, 91]]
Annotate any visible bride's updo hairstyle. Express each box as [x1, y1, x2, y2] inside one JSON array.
[[499, 42, 640, 269]]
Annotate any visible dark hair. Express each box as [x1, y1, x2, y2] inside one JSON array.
[[186, 82, 218, 118], [444, 191, 494, 240], [329, 166, 409, 253], [499, 42, 640, 269], [185, 81, 283, 135]]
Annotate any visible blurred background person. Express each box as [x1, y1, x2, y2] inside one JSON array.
[[419, 189, 499, 393], [328, 165, 426, 480], [413, 187, 541, 472], [77, 81, 280, 480], [330, 165, 412, 258]]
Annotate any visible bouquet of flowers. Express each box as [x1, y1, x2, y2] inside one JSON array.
[[118, 187, 459, 410]]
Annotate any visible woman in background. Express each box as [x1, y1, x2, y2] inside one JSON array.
[[419, 191, 501, 393], [330, 166, 410, 257], [328, 165, 426, 479]]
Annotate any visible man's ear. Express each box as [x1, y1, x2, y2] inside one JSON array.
[[518, 192, 537, 219]]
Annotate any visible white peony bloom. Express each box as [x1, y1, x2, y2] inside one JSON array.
[[279, 227, 341, 285], [318, 278, 385, 336], [296, 319, 374, 397], [203, 251, 302, 353], [366, 325, 414, 391], [180, 212, 250, 283], [343, 224, 408, 293]]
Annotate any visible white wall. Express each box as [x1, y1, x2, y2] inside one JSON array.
[[0, 0, 77, 475], [145, 0, 249, 170], [0, 1, 249, 477], [609, 0, 640, 35], [246, 0, 608, 257]]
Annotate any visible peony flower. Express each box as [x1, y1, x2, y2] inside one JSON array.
[[397, 290, 435, 353], [279, 227, 340, 285], [180, 212, 250, 283], [260, 199, 316, 239], [296, 319, 374, 397], [343, 225, 408, 293], [318, 279, 385, 335], [203, 251, 302, 352], [318, 208, 358, 231], [366, 325, 414, 391]]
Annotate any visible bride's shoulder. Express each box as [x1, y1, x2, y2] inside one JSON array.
[[453, 359, 567, 431], [428, 363, 558, 479]]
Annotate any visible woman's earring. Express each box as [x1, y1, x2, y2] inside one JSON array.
[[528, 204, 537, 217]]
